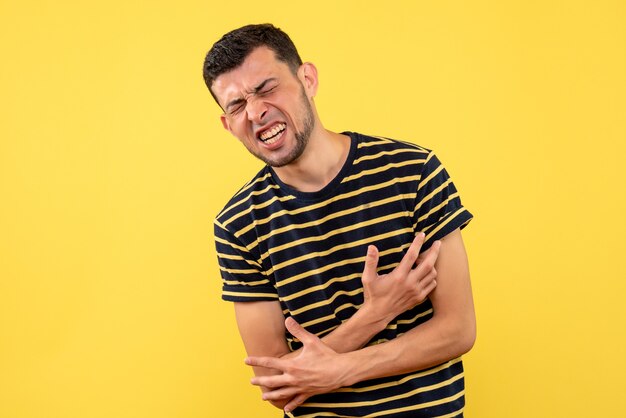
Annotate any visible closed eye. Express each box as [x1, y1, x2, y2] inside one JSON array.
[[258, 86, 277, 96], [225, 98, 246, 116], [253, 78, 278, 96]]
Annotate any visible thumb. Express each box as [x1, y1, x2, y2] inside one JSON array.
[[285, 317, 318, 345], [362, 245, 379, 279]]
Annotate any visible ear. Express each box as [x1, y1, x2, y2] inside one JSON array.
[[297, 62, 319, 99], [220, 114, 231, 132]]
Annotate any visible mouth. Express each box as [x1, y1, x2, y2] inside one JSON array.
[[258, 123, 286, 145]]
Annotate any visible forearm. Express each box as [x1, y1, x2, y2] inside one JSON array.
[[263, 307, 389, 409], [340, 311, 475, 386], [283, 236, 440, 360], [282, 303, 390, 360], [236, 300, 391, 409], [248, 308, 476, 412]]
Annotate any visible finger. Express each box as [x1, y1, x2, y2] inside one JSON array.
[[422, 278, 437, 297], [397, 233, 425, 275], [414, 267, 436, 288], [415, 240, 441, 274], [284, 393, 310, 413], [361, 245, 379, 281], [418, 275, 437, 298], [245, 355, 283, 371], [261, 386, 300, 401], [285, 317, 320, 346], [251, 373, 291, 389]]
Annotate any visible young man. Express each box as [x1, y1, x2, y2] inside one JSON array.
[[204, 24, 476, 417]]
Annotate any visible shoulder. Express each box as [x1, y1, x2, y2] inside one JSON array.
[[348, 131, 432, 154], [346, 132, 434, 176]]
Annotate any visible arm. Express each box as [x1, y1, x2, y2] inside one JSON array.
[[233, 301, 290, 410], [234, 233, 440, 409], [247, 228, 475, 412], [342, 228, 475, 381]]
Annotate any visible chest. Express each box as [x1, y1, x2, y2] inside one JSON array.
[[258, 193, 417, 335]]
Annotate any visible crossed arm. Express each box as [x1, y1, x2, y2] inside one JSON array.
[[234, 229, 475, 413]]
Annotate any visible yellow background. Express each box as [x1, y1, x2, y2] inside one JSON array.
[[1, 1, 625, 417]]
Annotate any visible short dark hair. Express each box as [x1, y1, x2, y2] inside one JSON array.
[[202, 23, 303, 104]]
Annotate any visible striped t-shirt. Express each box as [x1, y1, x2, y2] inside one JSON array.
[[214, 132, 473, 417]]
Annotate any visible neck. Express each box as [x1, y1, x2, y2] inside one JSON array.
[[272, 124, 351, 193]]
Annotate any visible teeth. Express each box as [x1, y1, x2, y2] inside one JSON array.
[[264, 130, 283, 145], [260, 123, 286, 141]]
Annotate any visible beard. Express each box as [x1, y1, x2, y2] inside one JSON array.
[[252, 86, 315, 168]]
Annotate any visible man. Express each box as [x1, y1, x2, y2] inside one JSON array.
[[204, 24, 475, 417]]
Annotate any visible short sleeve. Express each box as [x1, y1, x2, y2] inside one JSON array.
[[214, 220, 278, 302], [413, 151, 473, 249]]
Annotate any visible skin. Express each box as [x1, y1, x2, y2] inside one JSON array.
[[211, 46, 476, 413]]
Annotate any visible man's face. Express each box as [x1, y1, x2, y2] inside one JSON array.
[[211, 47, 316, 167]]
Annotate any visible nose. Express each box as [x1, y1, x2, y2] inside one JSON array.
[[246, 97, 268, 123]]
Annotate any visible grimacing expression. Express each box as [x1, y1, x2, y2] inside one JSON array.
[[211, 47, 317, 168]]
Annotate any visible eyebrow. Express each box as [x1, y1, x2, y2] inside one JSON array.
[[225, 77, 278, 112]]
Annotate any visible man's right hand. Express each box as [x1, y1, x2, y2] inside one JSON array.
[[360, 233, 440, 326]]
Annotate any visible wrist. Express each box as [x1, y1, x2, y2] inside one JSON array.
[[357, 301, 395, 331], [338, 350, 365, 388]]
